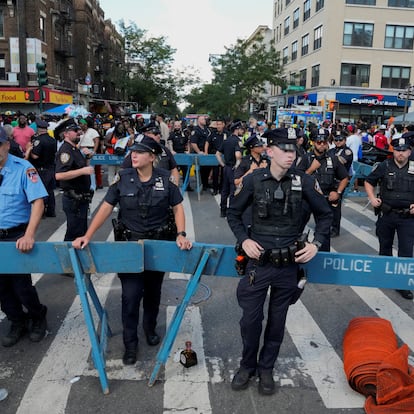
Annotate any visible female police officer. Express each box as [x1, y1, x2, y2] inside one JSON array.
[[72, 136, 192, 365]]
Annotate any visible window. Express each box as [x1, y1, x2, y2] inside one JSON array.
[[314, 25, 323, 50], [284, 16, 290, 35], [0, 10, 4, 38], [303, 0, 311, 20], [283, 47, 289, 64], [300, 69, 307, 87], [286, 0, 292, 5], [385, 25, 414, 49], [290, 72, 296, 85], [388, 0, 414, 6], [301, 34, 309, 55], [40, 15, 46, 42], [346, 0, 376, 4], [381, 66, 411, 88], [340, 63, 370, 86], [293, 8, 300, 28], [343, 22, 374, 47], [291, 41, 298, 60], [311, 64, 320, 87], [0, 54, 5, 80], [316, 0, 324, 11]]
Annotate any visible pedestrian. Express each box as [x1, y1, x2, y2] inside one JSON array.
[[364, 135, 414, 300], [215, 121, 243, 217], [0, 126, 48, 347], [26, 119, 57, 217], [227, 127, 332, 395], [54, 118, 94, 241], [72, 136, 192, 365], [11, 114, 35, 156]]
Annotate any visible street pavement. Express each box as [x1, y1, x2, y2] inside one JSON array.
[[0, 185, 413, 414]]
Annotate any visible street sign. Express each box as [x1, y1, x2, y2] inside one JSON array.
[[397, 92, 414, 100], [287, 85, 305, 91]]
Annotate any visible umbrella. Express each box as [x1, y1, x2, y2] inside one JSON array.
[[43, 104, 70, 115]]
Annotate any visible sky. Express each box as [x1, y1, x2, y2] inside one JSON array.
[[98, 0, 273, 83]]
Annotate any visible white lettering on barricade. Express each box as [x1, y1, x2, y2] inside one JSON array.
[[323, 257, 372, 273], [385, 261, 414, 276]]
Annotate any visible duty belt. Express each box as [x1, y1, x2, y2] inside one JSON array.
[[0, 223, 28, 238]]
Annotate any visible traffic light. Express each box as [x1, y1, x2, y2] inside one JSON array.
[[36, 62, 48, 86], [24, 90, 35, 101], [328, 100, 339, 111]]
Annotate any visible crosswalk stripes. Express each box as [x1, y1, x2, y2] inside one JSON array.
[[1, 188, 413, 412]]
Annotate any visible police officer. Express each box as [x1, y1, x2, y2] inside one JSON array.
[[234, 134, 268, 187], [206, 118, 227, 195], [227, 128, 332, 395], [0, 126, 48, 347], [72, 136, 192, 365], [27, 119, 57, 217], [304, 128, 349, 246], [190, 115, 211, 190], [55, 118, 94, 241], [215, 121, 243, 217], [364, 135, 414, 300]]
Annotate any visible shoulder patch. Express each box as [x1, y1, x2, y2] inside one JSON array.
[[345, 149, 352, 156], [191, 131, 195, 136], [33, 140, 40, 147], [26, 167, 39, 183], [60, 152, 70, 164], [337, 155, 346, 165], [111, 173, 120, 185]]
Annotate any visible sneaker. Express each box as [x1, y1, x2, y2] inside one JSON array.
[[29, 306, 48, 342], [231, 368, 254, 391], [396, 290, 413, 300], [258, 371, 276, 395], [145, 330, 160, 346], [2, 320, 27, 347], [122, 347, 137, 365]]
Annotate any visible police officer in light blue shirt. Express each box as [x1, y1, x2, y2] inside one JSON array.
[[0, 127, 48, 347]]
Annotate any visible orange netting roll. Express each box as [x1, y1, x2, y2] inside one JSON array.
[[343, 317, 414, 414]]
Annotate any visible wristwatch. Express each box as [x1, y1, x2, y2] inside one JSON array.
[[312, 240, 322, 250], [176, 231, 187, 238]]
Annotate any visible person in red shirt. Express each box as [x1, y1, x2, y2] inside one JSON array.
[[374, 125, 389, 150], [12, 115, 35, 155]]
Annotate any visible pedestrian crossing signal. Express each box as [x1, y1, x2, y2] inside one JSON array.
[[24, 90, 35, 101]]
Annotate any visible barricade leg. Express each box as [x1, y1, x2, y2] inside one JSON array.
[[69, 248, 110, 394], [195, 156, 201, 201], [181, 164, 191, 194], [148, 249, 211, 386]]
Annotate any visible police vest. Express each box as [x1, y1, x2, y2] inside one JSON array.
[[251, 173, 302, 237], [316, 156, 335, 192], [380, 159, 414, 205]]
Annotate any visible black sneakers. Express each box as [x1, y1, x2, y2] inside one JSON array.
[[29, 306, 48, 342], [122, 347, 137, 365], [258, 371, 276, 395], [145, 331, 160, 346], [397, 290, 414, 300], [231, 368, 254, 391], [1, 320, 27, 347]]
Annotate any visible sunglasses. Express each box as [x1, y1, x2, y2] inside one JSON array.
[[315, 140, 327, 145], [334, 138, 345, 141]]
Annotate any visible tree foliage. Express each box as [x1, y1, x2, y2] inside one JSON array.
[[185, 35, 284, 119]]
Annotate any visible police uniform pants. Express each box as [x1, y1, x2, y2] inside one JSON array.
[[220, 166, 235, 210], [118, 270, 164, 349], [38, 167, 56, 215], [376, 212, 414, 257], [0, 229, 45, 322], [237, 261, 298, 374], [62, 195, 89, 241], [330, 199, 342, 235]]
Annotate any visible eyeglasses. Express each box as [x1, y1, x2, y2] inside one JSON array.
[[334, 138, 345, 142], [315, 140, 327, 145]]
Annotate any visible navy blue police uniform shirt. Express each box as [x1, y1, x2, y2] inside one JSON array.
[[168, 130, 188, 153], [227, 167, 332, 250], [218, 134, 242, 166], [234, 154, 267, 181], [207, 130, 227, 154], [0, 154, 48, 228], [105, 167, 183, 234], [190, 126, 210, 152], [55, 141, 91, 193], [327, 145, 353, 173], [30, 132, 57, 169]]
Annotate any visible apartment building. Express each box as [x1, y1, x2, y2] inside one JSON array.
[[271, 0, 414, 124], [0, 0, 124, 113]]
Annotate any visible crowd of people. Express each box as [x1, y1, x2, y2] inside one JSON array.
[[1, 110, 414, 399]]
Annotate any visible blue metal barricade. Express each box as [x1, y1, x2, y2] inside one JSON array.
[[2, 240, 414, 392]]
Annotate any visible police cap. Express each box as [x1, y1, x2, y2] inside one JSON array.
[[36, 119, 49, 129], [316, 128, 329, 141], [229, 121, 243, 132], [391, 136, 411, 151], [53, 118, 80, 139], [141, 122, 161, 135], [129, 136, 162, 154], [244, 134, 264, 149], [263, 128, 297, 150]]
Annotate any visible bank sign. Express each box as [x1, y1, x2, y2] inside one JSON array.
[[336, 93, 407, 107]]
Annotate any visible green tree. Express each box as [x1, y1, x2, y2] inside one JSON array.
[[186, 35, 284, 119]]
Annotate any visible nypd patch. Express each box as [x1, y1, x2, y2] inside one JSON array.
[[26, 167, 39, 183], [33, 140, 40, 147], [60, 153, 70, 164]]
